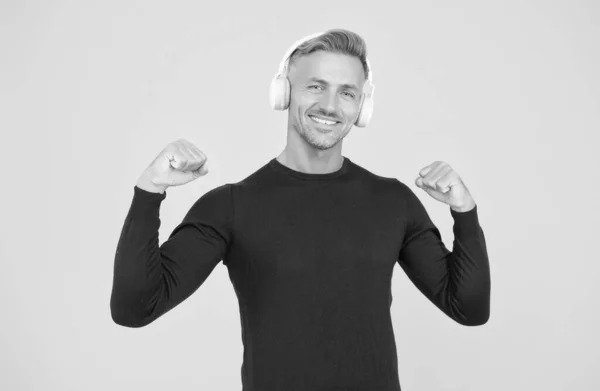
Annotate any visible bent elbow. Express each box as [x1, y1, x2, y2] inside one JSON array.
[[111, 310, 150, 328], [110, 305, 151, 328], [460, 315, 489, 326], [458, 306, 490, 327], [110, 296, 155, 328]]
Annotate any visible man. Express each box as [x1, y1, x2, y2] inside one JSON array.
[[111, 28, 491, 391]]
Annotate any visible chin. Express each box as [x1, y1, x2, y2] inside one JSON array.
[[306, 126, 343, 150]]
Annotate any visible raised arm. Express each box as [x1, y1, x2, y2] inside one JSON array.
[[397, 183, 490, 326], [110, 183, 234, 328]]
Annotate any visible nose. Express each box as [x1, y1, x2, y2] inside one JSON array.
[[319, 90, 339, 115]]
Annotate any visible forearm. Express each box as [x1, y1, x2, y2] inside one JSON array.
[[110, 186, 168, 327], [447, 205, 491, 326]]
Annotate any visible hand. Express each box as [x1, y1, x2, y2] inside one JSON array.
[[138, 139, 209, 193], [415, 161, 476, 212]]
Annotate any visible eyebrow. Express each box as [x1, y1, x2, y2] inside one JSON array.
[[307, 77, 359, 92]]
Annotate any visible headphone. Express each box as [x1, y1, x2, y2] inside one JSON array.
[[269, 32, 375, 128]]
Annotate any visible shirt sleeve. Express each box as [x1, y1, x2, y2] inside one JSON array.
[[110, 184, 234, 328], [396, 181, 491, 326]]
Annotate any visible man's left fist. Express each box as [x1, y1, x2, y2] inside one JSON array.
[[415, 161, 476, 213]]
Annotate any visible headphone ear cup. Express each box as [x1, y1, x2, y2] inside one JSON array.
[[354, 93, 374, 128], [269, 76, 291, 110]]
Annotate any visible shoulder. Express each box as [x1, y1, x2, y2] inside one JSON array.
[[187, 183, 235, 218], [349, 159, 412, 195]]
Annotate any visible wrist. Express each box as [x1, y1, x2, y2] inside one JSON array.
[[451, 199, 476, 213], [136, 173, 167, 194]]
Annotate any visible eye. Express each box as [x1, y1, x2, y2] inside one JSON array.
[[343, 92, 355, 99], [308, 85, 323, 91]]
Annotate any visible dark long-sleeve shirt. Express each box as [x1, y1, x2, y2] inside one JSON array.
[[111, 156, 491, 391]]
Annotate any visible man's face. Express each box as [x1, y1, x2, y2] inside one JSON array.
[[287, 51, 366, 151]]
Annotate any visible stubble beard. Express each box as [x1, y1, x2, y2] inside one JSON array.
[[295, 114, 350, 151]]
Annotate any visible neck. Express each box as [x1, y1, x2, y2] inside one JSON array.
[[277, 147, 344, 175]]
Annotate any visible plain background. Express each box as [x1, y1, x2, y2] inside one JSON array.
[[1, 0, 598, 390]]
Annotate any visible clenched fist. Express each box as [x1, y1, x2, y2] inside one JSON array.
[[136, 139, 209, 194]]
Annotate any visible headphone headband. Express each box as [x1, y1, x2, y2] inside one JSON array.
[[276, 31, 373, 84], [277, 32, 324, 77]]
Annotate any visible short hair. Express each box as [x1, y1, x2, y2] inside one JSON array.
[[287, 29, 369, 80]]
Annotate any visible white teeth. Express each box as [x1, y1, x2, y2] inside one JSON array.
[[310, 115, 336, 125]]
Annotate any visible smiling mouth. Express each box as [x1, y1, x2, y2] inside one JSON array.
[[308, 115, 340, 126]]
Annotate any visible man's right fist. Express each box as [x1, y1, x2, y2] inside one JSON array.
[[137, 139, 209, 193]]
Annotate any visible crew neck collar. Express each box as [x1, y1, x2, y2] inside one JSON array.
[[268, 156, 352, 181]]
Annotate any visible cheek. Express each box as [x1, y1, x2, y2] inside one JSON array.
[[290, 94, 308, 113], [341, 102, 360, 121]]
